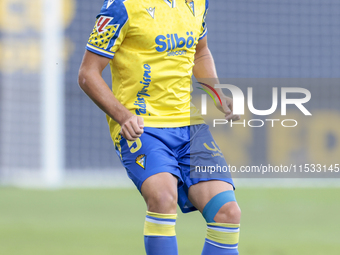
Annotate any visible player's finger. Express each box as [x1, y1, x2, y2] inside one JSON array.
[[120, 128, 125, 137], [131, 119, 144, 135], [232, 115, 241, 121], [222, 103, 232, 115], [122, 126, 139, 141], [225, 115, 232, 121], [120, 128, 132, 141], [137, 116, 144, 129], [123, 122, 140, 139], [127, 124, 141, 138], [225, 113, 237, 121]]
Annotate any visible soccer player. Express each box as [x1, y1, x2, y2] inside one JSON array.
[[78, 0, 241, 254]]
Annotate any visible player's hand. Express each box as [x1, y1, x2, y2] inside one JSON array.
[[216, 95, 241, 122], [120, 115, 144, 141]]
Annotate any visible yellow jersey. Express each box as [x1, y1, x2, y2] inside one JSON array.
[[86, 0, 208, 141]]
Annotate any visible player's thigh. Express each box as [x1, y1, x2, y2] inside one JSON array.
[[117, 128, 182, 214], [185, 124, 234, 212], [184, 124, 240, 222], [117, 127, 182, 188], [141, 172, 178, 214]]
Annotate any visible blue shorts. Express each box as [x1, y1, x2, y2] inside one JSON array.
[[115, 124, 234, 213]]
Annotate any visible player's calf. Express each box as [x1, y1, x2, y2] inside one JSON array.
[[143, 192, 178, 255], [202, 191, 241, 255], [141, 173, 179, 255], [144, 211, 178, 255]]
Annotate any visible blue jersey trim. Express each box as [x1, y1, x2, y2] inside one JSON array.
[[199, 0, 209, 39], [86, 44, 115, 59], [199, 29, 208, 40]]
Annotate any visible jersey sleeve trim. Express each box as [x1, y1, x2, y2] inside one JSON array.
[[86, 43, 115, 59], [199, 28, 208, 40], [199, 0, 209, 40]]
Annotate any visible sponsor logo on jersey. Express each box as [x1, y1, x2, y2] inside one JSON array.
[[135, 64, 152, 116], [136, 154, 146, 169], [155, 32, 197, 55]]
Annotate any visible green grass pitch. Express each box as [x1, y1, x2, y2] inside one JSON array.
[[0, 187, 339, 255]]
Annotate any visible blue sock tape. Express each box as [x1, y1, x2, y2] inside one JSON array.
[[202, 190, 236, 223]]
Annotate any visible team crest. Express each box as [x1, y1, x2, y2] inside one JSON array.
[[186, 0, 195, 16], [88, 16, 119, 50], [136, 154, 146, 169]]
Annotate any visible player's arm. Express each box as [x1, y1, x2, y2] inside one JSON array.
[[78, 50, 144, 141], [193, 36, 240, 121]]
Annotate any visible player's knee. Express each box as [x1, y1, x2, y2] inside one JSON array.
[[202, 190, 240, 224], [146, 189, 177, 214], [214, 202, 241, 224]]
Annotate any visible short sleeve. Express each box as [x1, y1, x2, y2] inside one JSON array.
[[199, 0, 209, 40], [86, 0, 129, 59]]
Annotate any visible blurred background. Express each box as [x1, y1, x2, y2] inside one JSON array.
[[0, 0, 339, 254]]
